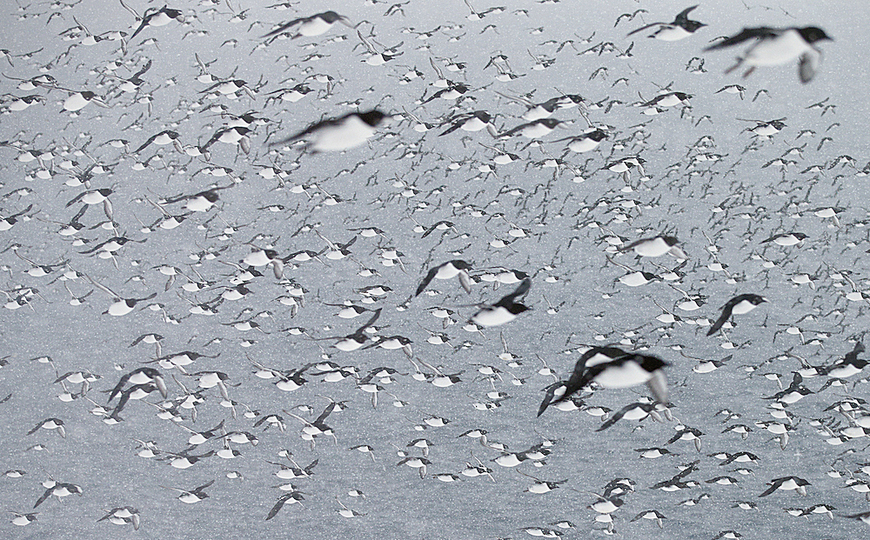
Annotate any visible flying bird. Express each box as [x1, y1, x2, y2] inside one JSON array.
[[704, 26, 832, 83], [415, 260, 473, 296], [270, 110, 387, 152], [707, 294, 767, 336], [263, 11, 354, 39], [469, 278, 531, 327], [627, 6, 706, 41]]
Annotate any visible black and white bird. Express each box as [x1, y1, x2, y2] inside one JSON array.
[[415, 260, 473, 296], [469, 278, 531, 327], [541, 347, 669, 414], [271, 110, 387, 152], [759, 476, 810, 497], [706, 294, 767, 336], [262, 11, 353, 40], [539, 346, 626, 416], [704, 26, 832, 83], [125, 4, 184, 41], [620, 235, 685, 259], [627, 5, 706, 41]]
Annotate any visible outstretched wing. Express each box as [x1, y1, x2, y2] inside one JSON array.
[[262, 17, 307, 38], [706, 303, 734, 336], [501, 277, 532, 303], [415, 266, 440, 296], [596, 405, 630, 431], [537, 381, 565, 417], [33, 487, 52, 508], [356, 308, 382, 333], [758, 482, 779, 497], [704, 27, 778, 51], [266, 494, 290, 520], [107, 372, 133, 402], [674, 5, 699, 25], [268, 115, 343, 147], [626, 22, 664, 37]]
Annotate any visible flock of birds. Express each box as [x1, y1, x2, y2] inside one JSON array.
[[2, 0, 870, 538]]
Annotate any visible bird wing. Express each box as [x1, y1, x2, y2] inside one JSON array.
[[133, 133, 158, 153], [674, 5, 699, 25], [33, 487, 52, 508], [626, 21, 664, 37], [415, 266, 440, 296], [194, 479, 215, 492], [596, 405, 629, 431], [537, 381, 565, 417], [556, 362, 602, 404], [314, 402, 336, 425], [107, 372, 133, 402], [458, 270, 472, 294], [262, 16, 307, 38], [266, 494, 290, 520], [269, 116, 340, 147], [356, 308, 382, 333], [26, 420, 44, 435], [502, 277, 532, 303], [758, 481, 779, 497], [704, 27, 779, 50], [706, 303, 734, 336]]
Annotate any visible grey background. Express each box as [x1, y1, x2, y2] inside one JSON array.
[[2, 1, 870, 538]]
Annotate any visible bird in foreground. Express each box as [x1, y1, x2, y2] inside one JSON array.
[[539, 346, 626, 416], [539, 347, 669, 415], [706, 294, 767, 336], [262, 11, 354, 39], [704, 26, 832, 83], [469, 277, 531, 327], [627, 5, 706, 41], [270, 110, 387, 152], [415, 260, 473, 296]]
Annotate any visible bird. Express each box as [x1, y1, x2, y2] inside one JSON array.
[[33, 481, 83, 508], [619, 235, 685, 258], [627, 5, 706, 41], [704, 26, 832, 83], [552, 349, 669, 408], [266, 491, 305, 520], [439, 111, 495, 136], [316, 308, 383, 351], [107, 367, 168, 402], [162, 480, 214, 503], [270, 110, 388, 152], [539, 346, 626, 415], [823, 341, 867, 378], [596, 401, 660, 431], [759, 476, 810, 497], [125, 4, 184, 41], [706, 294, 767, 336], [262, 11, 353, 40], [26, 418, 66, 438], [469, 277, 531, 327], [415, 260, 473, 296]]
